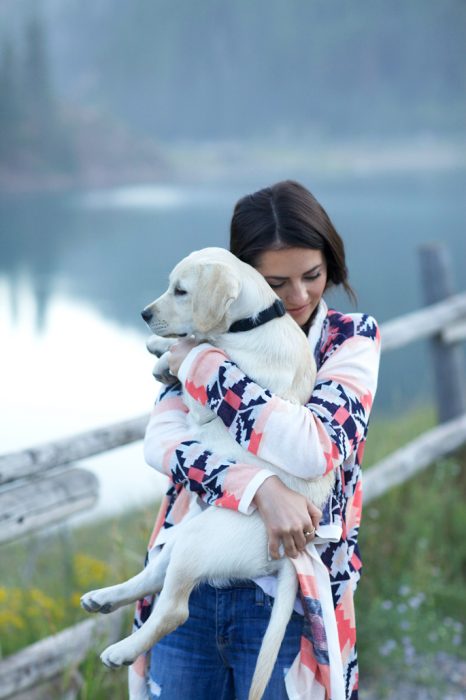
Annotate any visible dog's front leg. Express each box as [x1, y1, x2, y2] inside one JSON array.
[[152, 350, 179, 384], [146, 336, 179, 385], [146, 335, 174, 357]]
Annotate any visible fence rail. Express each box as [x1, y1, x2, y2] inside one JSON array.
[[0, 613, 125, 700], [363, 412, 466, 503], [1, 244, 465, 699]]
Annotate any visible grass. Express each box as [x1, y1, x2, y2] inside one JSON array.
[[0, 506, 159, 698], [0, 404, 464, 697], [358, 405, 466, 693]]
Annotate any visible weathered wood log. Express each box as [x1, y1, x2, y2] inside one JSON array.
[[0, 468, 99, 544], [0, 414, 149, 485], [7, 671, 82, 700], [364, 413, 466, 503], [379, 291, 466, 353], [442, 319, 466, 345], [0, 612, 125, 699], [419, 244, 466, 422]]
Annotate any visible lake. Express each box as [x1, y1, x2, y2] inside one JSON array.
[[1, 170, 465, 518]]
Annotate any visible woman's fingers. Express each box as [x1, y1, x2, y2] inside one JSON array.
[[307, 500, 322, 532], [267, 532, 281, 560], [268, 523, 313, 560], [254, 477, 322, 559], [168, 337, 198, 376], [281, 533, 299, 559]]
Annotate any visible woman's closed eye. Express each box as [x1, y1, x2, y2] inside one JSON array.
[[268, 273, 321, 289]]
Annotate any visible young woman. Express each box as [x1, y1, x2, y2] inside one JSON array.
[[129, 180, 381, 700]]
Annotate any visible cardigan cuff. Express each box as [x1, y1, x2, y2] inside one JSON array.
[[237, 469, 276, 515], [178, 343, 214, 386]]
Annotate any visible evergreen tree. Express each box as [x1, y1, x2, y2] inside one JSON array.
[[20, 16, 75, 173], [0, 38, 21, 160]]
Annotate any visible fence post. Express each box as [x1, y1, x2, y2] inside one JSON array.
[[419, 243, 466, 422]]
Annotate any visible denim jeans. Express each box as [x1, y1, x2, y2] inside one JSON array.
[[148, 582, 303, 700]]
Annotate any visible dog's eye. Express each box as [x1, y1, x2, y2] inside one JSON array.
[[174, 287, 187, 296]]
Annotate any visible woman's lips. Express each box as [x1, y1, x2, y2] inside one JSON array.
[[288, 303, 310, 314]]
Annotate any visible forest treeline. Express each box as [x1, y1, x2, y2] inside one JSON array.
[[0, 0, 465, 182], [36, 0, 466, 140], [0, 17, 75, 174]]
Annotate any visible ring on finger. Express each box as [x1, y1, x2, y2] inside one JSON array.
[[303, 528, 315, 537]]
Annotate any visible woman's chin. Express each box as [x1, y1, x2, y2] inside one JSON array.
[[289, 308, 313, 326]]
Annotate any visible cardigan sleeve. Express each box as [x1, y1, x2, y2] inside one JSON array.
[[177, 316, 381, 480], [143, 382, 274, 515]]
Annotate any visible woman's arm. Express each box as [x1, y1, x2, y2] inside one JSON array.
[[144, 381, 276, 515], [147, 376, 322, 558], [149, 384, 322, 558], [174, 315, 381, 480]]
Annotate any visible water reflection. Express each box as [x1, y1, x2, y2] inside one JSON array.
[[0, 186, 236, 335], [1, 176, 465, 515], [0, 275, 166, 515]]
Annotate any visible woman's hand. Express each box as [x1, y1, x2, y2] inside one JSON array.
[[253, 476, 322, 559], [168, 337, 198, 377]]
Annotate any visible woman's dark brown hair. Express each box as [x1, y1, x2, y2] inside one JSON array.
[[229, 180, 356, 304]]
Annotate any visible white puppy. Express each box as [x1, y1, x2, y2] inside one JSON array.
[[81, 247, 334, 700]]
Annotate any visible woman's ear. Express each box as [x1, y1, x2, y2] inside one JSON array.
[[192, 262, 241, 334]]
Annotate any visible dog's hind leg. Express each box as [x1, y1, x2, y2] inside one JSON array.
[[98, 507, 273, 668], [81, 541, 173, 615], [99, 537, 200, 668]]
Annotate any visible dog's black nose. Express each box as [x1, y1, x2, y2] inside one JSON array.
[[141, 308, 152, 323]]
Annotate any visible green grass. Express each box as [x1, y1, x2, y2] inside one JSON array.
[[357, 405, 466, 692], [0, 404, 464, 697], [0, 506, 159, 698]]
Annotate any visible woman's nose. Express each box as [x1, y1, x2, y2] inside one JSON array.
[[288, 282, 309, 305]]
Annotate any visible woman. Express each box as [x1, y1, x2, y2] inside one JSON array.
[[130, 180, 380, 700]]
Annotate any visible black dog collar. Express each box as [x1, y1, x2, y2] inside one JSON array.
[[228, 299, 286, 333]]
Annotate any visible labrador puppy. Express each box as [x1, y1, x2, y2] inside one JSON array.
[[81, 247, 334, 700]]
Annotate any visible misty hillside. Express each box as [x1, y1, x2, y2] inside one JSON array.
[[1, 0, 465, 142]]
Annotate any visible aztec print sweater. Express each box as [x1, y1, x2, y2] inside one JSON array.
[[130, 300, 381, 700]]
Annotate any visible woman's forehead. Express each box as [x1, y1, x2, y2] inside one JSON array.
[[256, 247, 325, 277]]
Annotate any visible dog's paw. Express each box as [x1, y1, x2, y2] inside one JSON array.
[[80, 589, 115, 614], [100, 640, 137, 668], [152, 352, 179, 385], [146, 335, 172, 357]]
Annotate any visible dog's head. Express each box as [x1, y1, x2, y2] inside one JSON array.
[[142, 248, 245, 337]]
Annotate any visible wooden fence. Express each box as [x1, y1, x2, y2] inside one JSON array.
[[0, 243, 465, 698]]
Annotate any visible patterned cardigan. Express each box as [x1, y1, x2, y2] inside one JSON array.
[[129, 300, 381, 700]]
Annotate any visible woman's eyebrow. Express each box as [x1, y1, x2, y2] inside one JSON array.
[[265, 264, 322, 280]]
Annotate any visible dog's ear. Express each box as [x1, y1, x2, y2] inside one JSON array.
[[192, 262, 241, 334]]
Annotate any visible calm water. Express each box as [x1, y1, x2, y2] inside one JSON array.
[[1, 171, 465, 516]]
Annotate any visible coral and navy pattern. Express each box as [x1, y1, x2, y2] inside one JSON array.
[[130, 305, 380, 700]]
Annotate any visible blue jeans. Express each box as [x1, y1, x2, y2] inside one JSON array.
[[148, 582, 303, 700]]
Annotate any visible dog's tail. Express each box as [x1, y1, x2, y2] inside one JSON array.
[[248, 558, 298, 700]]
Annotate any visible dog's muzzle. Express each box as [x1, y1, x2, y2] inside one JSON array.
[[141, 308, 170, 335]]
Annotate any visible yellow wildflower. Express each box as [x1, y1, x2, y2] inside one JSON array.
[[70, 592, 83, 608], [74, 553, 110, 587], [30, 588, 56, 612], [0, 610, 25, 630]]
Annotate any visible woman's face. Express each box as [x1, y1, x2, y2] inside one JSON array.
[[255, 247, 327, 328]]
